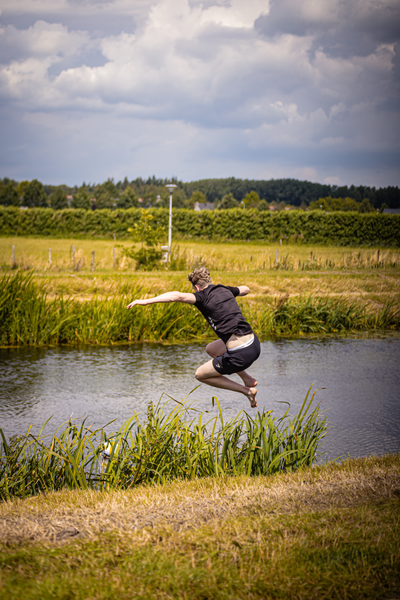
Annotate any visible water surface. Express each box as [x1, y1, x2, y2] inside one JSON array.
[[1, 337, 399, 462]]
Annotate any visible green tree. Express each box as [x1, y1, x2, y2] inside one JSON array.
[[359, 198, 375, 213], [309, 196, 360, 212], [95, 178, 118, 210], [49, 186, 68, 210], [243, 191, 260, 209], [120, 176, 130, 191], [123, 209, 166, 270], [96, 191, 115, 209], [23, 179, 48, 208], [72, 188, 91, 210], [217, 193, 239, 209], [257, 199, 269, 211], [190, 191, 207, 205], [16, 181, 29, 202], [117, 187, 139, 209], [0, 182, 19, 206], [170, 188, 188, 208]]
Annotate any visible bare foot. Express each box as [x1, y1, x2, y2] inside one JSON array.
[[240, 373, 258, 387], [246, 386, 257, 408]]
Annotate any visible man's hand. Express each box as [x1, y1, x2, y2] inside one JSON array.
[[238, 286, 250, 296], [126, 299, 149, 308]]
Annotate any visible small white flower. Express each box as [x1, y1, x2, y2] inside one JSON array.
[[103, 442, 112, 457]]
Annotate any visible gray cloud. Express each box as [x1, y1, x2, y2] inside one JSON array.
[[0, 13, 136, 36], [255, 0, 400, 58]]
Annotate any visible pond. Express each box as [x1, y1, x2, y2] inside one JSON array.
[[1, 336, 400, 462]]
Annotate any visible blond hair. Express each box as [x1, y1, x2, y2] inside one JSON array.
[[187, 267, 212, 289]]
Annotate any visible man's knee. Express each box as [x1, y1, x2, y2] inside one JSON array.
[[195, 367, 204, 381], [195, 361, 217, 381], [206, 340, 225, 358], [205, 343, 216, 357]]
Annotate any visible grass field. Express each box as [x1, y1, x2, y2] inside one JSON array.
[[0, 453, 399, 599], [1, 236, 400, 309], [2, 236, 400, 272]]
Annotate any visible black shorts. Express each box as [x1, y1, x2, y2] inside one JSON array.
[[212, 334, 261, 375]]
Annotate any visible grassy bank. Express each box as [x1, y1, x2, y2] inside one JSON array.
[[1, 272, 399, 347], [0, 453, 399, 599]]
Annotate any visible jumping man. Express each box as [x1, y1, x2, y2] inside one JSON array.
[[126, 267, 261, 407]]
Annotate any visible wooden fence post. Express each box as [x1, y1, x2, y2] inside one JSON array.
[[49, 248, 52, 266]]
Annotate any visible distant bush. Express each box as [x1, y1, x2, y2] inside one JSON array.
[[0, 206, 399, 246]]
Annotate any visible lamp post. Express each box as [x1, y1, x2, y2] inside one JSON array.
[[165, 184, 177, 262]]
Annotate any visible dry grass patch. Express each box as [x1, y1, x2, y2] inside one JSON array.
[[1, 454, 399, 545]]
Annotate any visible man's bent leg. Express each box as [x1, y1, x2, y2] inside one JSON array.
[[195, 360, 257, 407], [237, 370, 258, 388]]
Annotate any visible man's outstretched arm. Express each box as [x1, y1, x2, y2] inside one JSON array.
[[127, 291, 196, 308]]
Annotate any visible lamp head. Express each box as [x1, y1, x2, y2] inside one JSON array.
[[165, 184, 177, 194]]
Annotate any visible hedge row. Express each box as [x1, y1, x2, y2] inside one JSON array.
[[0, 206, 399, 246]]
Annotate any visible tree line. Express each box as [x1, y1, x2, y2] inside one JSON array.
[[0, 175, 399, 211]]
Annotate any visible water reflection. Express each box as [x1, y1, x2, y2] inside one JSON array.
[[0, 337, 399, 461]]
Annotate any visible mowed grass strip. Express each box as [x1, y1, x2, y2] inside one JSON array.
[[0, 454, 399, 600]]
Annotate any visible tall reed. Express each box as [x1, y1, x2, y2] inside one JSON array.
[[0, 386, 327, 500], [1, 272, 399, 346], [245, 295, 400, 334]]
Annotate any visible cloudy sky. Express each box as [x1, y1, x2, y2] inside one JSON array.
[[0, 0, 399, 187]]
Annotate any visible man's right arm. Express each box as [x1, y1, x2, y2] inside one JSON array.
[[127, 291, 196, 308]]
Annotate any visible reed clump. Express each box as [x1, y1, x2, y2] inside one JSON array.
[[0, 271, 208, 346], [0, 387, 326, 501], [246, 294, 400, 334], [1, 272, 399, 346]]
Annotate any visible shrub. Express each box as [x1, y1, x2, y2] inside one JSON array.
[[0, 206, 399, 246]]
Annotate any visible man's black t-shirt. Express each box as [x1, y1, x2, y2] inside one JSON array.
[[193, 284, 253, 344]]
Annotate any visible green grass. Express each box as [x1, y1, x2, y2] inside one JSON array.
[[2, 236, 400, 313], [1, 272, 399, 347], [0, 454, 399, 599], [1, 236, 400, 272], [0, 385, 326, 500]]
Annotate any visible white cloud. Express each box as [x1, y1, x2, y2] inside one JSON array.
[[0, 20, 89, 61], [0, 0, 399, 186]]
